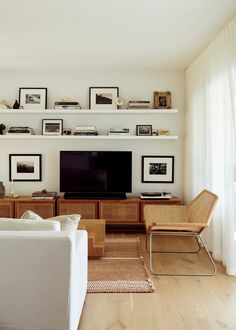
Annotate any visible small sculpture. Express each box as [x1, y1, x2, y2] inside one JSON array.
[[0, 182, 5, 197], [0, 123, 6, 135], [13, 100, 20, 109]]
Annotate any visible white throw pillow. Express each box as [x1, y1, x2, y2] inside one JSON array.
[[21, 210, 80, 231], [47, 214, 81, 231], [21, 210, 43, 221]]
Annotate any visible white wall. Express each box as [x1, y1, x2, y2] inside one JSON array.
[[0, 68, 185, 198]]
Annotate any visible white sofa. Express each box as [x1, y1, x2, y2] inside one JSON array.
[[0, 218, 88, 330]]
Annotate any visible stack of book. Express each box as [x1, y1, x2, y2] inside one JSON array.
[[6, 127, 35, 135], [74, 126, 98, 135], [54, 101, 81, 110], [108, 128, 130, 136], [127, 101, 150, 109], [32, 190, 57, 200]]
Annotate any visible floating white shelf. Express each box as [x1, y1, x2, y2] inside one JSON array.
[[0, 109, 178, 114], [1, 135, 178, 140]]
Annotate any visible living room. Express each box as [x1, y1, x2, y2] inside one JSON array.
[[0, 1, 236, 329]]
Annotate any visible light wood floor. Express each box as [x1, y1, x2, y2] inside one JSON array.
[[78, 233, 236, 330]]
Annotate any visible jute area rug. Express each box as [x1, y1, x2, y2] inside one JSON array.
[[87, 238, 154, 293]]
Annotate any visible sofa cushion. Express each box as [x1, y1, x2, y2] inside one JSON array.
[[47, 215, 81, 231], [0, 218, 61, 231], [21, 210, 81, 231]]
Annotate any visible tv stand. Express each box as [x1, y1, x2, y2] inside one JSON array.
[[64, 192, 127, 200]]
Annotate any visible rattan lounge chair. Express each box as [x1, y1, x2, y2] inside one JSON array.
[[144, 189, 219, 276]]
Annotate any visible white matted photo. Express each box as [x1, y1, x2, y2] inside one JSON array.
[[42, 119, 63, 135], [142, 155, 174, 183], [89, 87, 119, 110], [9, 154, 42, 181], [19, 88, 47, 109]]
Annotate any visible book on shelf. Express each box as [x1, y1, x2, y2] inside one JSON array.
[[54, 105, 81, 110], [75, 126, 96, 131], [32, 190, 57, 199], [74, 131, 98, 135], [6, 127, 35, 135], [127, 100, 150, 109]]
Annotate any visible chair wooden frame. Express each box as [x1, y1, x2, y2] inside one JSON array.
[[144, 189, 218, 276]]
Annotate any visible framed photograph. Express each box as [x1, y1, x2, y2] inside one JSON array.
[[89, 87, 119, 110], [136, 125, 152, 136], [142, 155, 174, 183], [19, 88, 47, 109], [42, 119, 63, 135], [154, 91, 171, 109], [9, 154, 42, 182]]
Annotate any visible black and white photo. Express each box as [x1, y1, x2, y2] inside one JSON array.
[[136, 125, 152, 136], [19, 88, 47, 109], [142, 155, 174, 183], [89, 87, 119, 110], [42, 119, 63, 135], [9, 154, 42, 181]]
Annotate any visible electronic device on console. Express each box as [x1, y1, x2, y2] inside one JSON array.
[[140, 191, 171, 199], [60, 151, 132, 199]]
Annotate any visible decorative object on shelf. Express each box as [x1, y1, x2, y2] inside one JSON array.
[[32, 189, 57, 200], [89, 87, 119, 110], [19, 87, 47, 109], [154, 91, 171, 109], [0, 123, 6, 135], [128, 100, 150, 109], [54, 100, 81, 110], [73, 126, 98, 135], [108, 128, 130, 136], [9, 181, 15, 197], [63, 128, 72, 135], [159, 130, 170, 136], [142, 155, 174, 183], [7, 126, 35, 135], [42, 119, 63, 135], [0, 100, 11, 109], [0, 181, 5, 197], [13, 100, 20, 109], [9, 154, 42, 182], [136, 125, 152, 136], [115, 96, 124, 109]]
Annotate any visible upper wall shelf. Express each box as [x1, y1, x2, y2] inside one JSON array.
[[0, 135, 178, 140], [0, 109, 178, 114]]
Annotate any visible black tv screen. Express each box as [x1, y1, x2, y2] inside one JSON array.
[[60, 151, 132, 199]]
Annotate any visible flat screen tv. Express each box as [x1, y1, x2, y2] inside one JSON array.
[[60, 151, 132, 199]]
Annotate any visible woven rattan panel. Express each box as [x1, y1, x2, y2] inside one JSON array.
[[58, 201, 98, 219], [99, 202, 139, 223], [15, 201, 55, 218], [0, 202, 14, 218]]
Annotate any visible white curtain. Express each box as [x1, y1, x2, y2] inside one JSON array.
[[185, 16, 236, 275]]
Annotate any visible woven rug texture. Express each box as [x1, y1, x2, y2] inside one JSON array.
[[87, 238, 154, 293]]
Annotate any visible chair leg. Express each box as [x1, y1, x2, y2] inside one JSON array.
[[145, 232, 201, 253], [147, 232, 217, 276]]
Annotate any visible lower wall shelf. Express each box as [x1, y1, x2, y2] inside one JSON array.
[[1, 135, 178, 140]]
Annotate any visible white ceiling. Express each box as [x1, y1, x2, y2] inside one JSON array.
[[0, 0, 236, 70]]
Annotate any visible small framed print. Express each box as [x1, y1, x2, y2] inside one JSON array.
[[42, 119, 63, 135], [19, 88, 47, 109], [142, 155, 174, 183], [154, 91, 171, 109], [89, 87, 119, 110], [9, 154, 42, 182], [136, 125, 152, 136]]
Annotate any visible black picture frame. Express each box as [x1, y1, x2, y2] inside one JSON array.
[[42, 119, 63, 135], [89, 87, 119, 110], [142, 155, 174, 183], [19, 88, 47, 109], [136, 125, 152, 136], [9, 154, 42, 182]]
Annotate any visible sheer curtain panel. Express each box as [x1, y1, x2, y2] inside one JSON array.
[[185, 16, 236, 275]]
